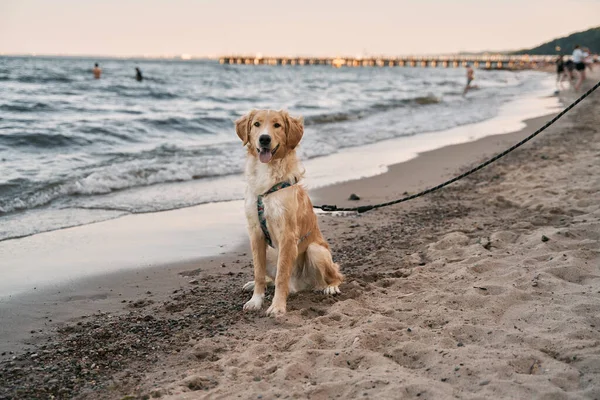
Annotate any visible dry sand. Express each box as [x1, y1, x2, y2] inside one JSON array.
[[1, 74, 599, 399]]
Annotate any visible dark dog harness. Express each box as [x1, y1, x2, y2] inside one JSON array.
[[257, 180, 310, 248]]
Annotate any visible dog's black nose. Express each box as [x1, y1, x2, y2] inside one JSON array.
[[259, 135, 271, 146]]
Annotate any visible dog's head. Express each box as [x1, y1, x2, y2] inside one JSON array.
[[235, 109, 303, 163]]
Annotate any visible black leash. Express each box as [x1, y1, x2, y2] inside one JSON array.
[[314, 79, 600, 214]]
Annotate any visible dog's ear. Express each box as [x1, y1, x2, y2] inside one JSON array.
[[235, 110, 255, 146], [283, 111, 304, 150]]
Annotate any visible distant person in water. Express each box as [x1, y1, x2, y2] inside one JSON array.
[[92, 63, 102, 79], [572, 45, 585, 92], [463, 63, 474, 96], [135, 67, 143, 82], [555, 55, 567, 91]]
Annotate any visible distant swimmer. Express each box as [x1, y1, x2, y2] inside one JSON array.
[[463, 63, 474, 96], [555, 55, 567, 91], [135, 67, 143, 82], [93, 63, 102, 79]]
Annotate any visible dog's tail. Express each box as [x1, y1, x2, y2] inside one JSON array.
[[305, 243, 344, 288]]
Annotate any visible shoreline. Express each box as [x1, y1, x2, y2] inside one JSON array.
[[0, 76, 559, 299], [312, 113, 556, 207]]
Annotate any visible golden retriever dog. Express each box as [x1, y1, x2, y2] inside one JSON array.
[[235, 109, 344, 316]]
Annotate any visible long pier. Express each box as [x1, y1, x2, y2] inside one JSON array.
[[219, 55, 554, 70]]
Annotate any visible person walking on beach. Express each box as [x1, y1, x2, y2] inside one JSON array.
[[572, 45, 585, 92], [463, 63, 474, 96], [93, 63, 102, 79], [135, 67, 143, 82]]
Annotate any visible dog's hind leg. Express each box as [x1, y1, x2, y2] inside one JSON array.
[[305, 243, 343, 295]]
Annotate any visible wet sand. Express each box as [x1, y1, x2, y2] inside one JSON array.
[[1, 73, 599, 399]]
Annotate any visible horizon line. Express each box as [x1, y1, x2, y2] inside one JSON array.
[[0, 50, 530, 60]]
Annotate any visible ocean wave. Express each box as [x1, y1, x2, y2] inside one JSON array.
[[0, 167, 237, 215], [0, 179, 66, 214], [121, 89, 179, 100], [0, 132, 91, 148], [101, 84, 179, 100], [434, 80, 461, 87], [141, 76, 168, 84], [139, 116, 227, 133], [147, 91, 178, 100], [0, 102, 54, 113], [373, 95, 440, 109], [442, 91, 466, 96], [78, 125, 141, 143], [205, 95, 260, 103], [16, 75, 73, 84], [0, 179, 29, 199], [305, 95, 440, 126], [0, 144, 243, 214], [305, 112, 363, 125]]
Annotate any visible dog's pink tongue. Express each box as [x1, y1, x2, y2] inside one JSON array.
[[259, 149, 272, 163]]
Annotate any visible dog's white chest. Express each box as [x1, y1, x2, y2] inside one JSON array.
[[244, 190, 286, 248]]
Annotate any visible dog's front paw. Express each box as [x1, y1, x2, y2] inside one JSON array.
[[243, 294, 264, 311], [242, 280, 255, 292], [323, 285, 341, 295], [266, 302, 286, 317]]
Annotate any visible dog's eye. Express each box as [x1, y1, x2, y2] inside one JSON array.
[[273, 123, 281, 128], [253, 121, 260, 127]]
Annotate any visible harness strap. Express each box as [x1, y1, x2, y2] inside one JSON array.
[[257, 180, 310, 248]]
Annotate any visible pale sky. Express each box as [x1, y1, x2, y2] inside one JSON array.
[[1, 0, 598, 57]]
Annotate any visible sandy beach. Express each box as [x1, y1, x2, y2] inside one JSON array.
[[1, 72, 599, 399]]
